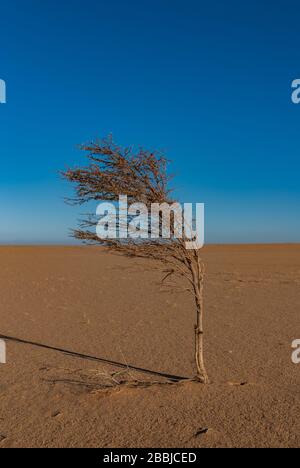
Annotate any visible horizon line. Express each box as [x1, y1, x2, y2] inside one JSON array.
[[0, 242, 300, 247]]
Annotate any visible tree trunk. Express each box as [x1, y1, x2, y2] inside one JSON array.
[[194, 274, 209, 384]]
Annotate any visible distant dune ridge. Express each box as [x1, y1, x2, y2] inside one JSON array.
[[0, 244, 299, 447]]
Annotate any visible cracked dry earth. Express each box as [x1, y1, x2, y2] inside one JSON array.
[[0, 244, 299, 447]]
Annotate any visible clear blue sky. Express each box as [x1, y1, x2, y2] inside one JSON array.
[[0, 0, 300, 243]]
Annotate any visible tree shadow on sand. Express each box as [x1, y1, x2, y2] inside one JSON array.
[[0, 333, 189, 385]]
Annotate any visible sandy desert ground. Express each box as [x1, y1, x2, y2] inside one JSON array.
[[0, 244, 299, 448]]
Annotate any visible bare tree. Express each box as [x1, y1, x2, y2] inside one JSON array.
[[62, 136, 209, 384]]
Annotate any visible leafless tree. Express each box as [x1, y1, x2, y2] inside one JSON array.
[[62, 136, 209, 384]]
